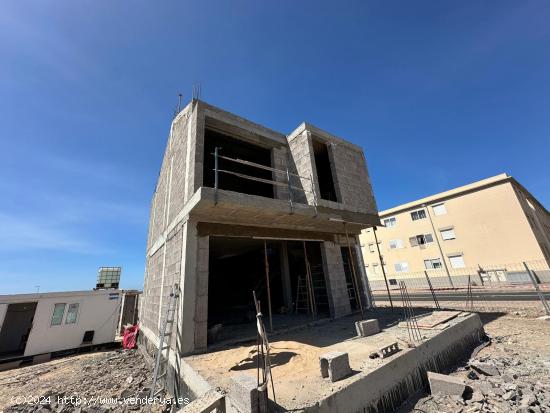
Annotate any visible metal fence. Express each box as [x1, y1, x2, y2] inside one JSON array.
[[368, 259, 550, 314], [368, 259, 550, 291]]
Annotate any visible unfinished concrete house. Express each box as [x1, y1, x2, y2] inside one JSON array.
[[138, 99, 380, 397], [138, 100, 489, 412]]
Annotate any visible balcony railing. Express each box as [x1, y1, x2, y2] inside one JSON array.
[[212, 147, 318, 215]]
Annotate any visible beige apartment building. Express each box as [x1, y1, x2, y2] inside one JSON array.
[[360, 174, 550, 289]]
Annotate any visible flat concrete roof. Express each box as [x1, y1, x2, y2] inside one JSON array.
[[379, 173, 513, 217], [0, 289, 121, 303]]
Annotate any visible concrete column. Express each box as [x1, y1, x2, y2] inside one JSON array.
[[195, 235, 209, 351], [321, 241, 352, 318], [177, 219, 201, 354], [280, 241, 293, 310]]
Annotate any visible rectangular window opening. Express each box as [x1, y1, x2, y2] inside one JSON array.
[[440, 228, 456, 240], [432, 203, 447, 216], [383, 217, 396, 227], [424, 258, 443, 270], [203, 128, 274, 199], [312, 139, 338, 202], [411, 209, 427, 221], [449, 254, 465, 269]]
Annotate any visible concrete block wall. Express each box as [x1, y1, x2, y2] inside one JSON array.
[[321, 241, 352, 318], [271, 146, 291, 202], [287, 130, 313, 205], [142, 245, 164, 337], [330, 142, 377, 214]]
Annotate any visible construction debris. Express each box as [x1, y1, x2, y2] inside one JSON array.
[[405, 314, 550, 413], [0, 350, 168, 413], [377, 342, 400, 359], [427, 371, 468, 397]]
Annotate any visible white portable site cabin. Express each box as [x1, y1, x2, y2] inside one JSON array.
[[0, 289, 122, 364]]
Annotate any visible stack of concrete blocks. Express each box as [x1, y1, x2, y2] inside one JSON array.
[[355, 319, 380, 337], [320, 351, 352, 382]]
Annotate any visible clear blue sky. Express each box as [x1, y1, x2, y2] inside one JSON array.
[[1, 1, 549, 294]]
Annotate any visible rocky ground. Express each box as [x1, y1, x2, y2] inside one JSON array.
[[0, 349, 173, 413], [0, 310, 548, 413], [400, 311, 550, 413]]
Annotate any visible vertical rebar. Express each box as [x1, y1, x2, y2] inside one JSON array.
[[214, 147, 219, 205], [373, 227, 393, 309], [310, 173, 318, 217], [424, 270, 441, 309], [286, 167, 294, 214], [524, 261, 550, 315]]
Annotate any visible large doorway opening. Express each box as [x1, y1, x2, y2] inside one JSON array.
[[207, 237, 329, 345], [286, 241, 330, 315], [203, 128, 274, 199], [0, 302, 37, 357], [340, 247, 364, 311]]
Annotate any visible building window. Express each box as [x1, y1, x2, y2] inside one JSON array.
[[383, 217, 397, 227], [51, 303, 66, 326], [312, 139, 338, 202], [389, 279, 397, 286], [424, 258, 443, 270], [394, 261, 409, 273], [449, 254, 465, 268], [432, 203, 447, 216], [440, 228, 456, 240], [372, 263, 380, 275], [368, 243, 375, 253], [409, 234, 434, 247], [65, 303, 79, 324], [389, 239, 403, 249], [410, 209, 427, 221]]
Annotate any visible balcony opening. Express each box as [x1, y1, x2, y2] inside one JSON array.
[[203, 128, 274, 199], [312, 139, 338, 202]]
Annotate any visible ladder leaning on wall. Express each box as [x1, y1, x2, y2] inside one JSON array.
[[150, 283, 180, 399]]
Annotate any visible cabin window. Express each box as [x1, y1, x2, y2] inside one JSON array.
[[51, 303, 66, 326], [65, 303, 79, 324]]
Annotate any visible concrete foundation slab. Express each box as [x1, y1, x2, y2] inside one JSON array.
[[180, 309, 485, 413]]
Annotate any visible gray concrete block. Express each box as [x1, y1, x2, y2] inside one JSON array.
[[228, 374, 266, 413], [320, 351, 352, 382], [355, 319, 380, 337], [428, 371, 467, 397], [378, 342, 400, 359]]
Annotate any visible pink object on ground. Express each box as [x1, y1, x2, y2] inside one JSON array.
[[122, 324, 139, 349]]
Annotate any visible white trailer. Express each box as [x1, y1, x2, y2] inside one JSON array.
[[0, 289, 122, 366]]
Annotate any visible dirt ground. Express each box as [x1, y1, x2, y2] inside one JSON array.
[[399, 312, 550, 413], [0, 309, 548, 413], [0, 349, 170, 413]]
